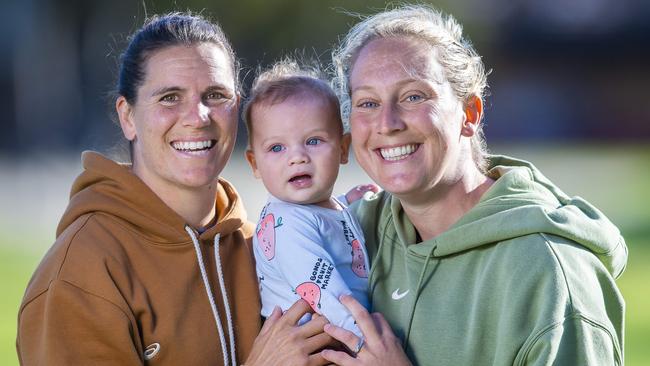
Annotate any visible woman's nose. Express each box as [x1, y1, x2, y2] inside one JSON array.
[[182, 102, 211, 128], [377, 103, 406, 135]]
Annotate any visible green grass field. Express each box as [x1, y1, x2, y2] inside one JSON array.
[[0, 245, 35, 365], [1, 145, 649, 365]]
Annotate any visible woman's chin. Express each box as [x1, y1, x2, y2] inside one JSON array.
[[375, 175, 421, 197], [173, 169, 221, 189]]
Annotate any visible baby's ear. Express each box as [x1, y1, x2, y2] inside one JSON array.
[[340, 133, 351, 165], [245, 150, 261, 179]]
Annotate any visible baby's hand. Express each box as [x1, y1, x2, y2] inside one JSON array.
[[345, 184, 380, 204]]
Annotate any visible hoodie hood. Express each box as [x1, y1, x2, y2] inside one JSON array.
[[393, 155, 627, 278], [56, 151, 247, 243]]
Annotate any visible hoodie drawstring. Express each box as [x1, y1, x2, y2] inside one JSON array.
[[213, 233, 237, 366], [185, 226, 235, 366], [402, 245, 437, 353]]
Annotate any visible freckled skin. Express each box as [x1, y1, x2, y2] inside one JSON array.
[[119, 43, 238, 195], [349, 37, 471, 204]]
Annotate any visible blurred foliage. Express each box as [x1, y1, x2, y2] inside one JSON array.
[[140, 0, 463, 77], [4, 0, 649, 154]]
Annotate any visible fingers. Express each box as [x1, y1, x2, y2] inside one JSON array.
[[339, 295, 378, 343], [371, 312, 391, 336], [323, 323, 359, 353], [298, 313, 330, 338], [282, 299, 313, 325], [321, 349, 355, 366], [308, 352, 332, 366], [363, 183, 380, 193], [304, 331, 335, 353], [259, 306, 282, 335]]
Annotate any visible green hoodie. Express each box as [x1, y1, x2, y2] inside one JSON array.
[[352, 155, 626, 366]]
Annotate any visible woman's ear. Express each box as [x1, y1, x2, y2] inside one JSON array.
[[245, 149, 261, 179], [340, 133, 351, 165], [461, 95, 483, 137], [116, 96, 137, 141]]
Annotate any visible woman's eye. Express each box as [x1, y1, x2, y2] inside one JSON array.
[[206, 92, 225, 100], [160, 94, 178, 103], [306, 138, 321, 146], [357, 101, 378, 108], [405, 94, 423, 102], [270, 144, 283, 153]]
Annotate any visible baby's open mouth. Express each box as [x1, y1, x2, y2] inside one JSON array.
[[289, 174, 311, 183]]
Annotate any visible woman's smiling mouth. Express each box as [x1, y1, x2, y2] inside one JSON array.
[[378, 144, 420, 161], [171, 139, 216, 154]]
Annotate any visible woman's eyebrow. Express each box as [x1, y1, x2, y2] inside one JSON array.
[[150, 84, 231, 98], [150, 86, 183, 97], [204, 84, 231, 94], [351, 78, 425, 94]]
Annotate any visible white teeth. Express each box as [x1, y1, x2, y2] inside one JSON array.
[[380, 144, 418, 161], [172, 140, 214, 151]]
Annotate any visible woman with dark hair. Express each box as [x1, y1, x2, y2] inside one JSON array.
[[320, 5, 627, 366], [17, 13, 330, 366]]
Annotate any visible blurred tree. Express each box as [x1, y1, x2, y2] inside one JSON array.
[[2, 0, 648, 156]]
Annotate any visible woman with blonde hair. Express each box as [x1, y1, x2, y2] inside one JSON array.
[[322, 5, 626, 366]]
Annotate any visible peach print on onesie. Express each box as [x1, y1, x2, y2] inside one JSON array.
[[295, 281, 322, 312], [256, 213, 282, 260]]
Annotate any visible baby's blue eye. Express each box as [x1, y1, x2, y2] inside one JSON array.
[[306, 138, 321, 146], [270, 144, 283, 153]]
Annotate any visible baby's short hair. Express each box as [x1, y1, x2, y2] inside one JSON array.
[[243, 59, 343, 148]]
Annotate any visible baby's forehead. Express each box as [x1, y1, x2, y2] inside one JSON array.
[[251, 94, 343, 137], [296, 95, 343, 131], [259, 90, 342, 122]]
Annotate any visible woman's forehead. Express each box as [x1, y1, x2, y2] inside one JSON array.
[[351, 37, 445, 86], [142, 43, 234, 86]]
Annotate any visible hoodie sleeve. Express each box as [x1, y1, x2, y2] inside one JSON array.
[[253, 204, 363, 338], [518, 315, 623, 366], [510, 233, 625, 366], [17, 279, 143, 366]]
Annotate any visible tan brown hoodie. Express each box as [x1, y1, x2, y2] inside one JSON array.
[[17, 151, 261, 365]]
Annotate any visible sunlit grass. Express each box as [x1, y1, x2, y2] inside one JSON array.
[[0, 243, 42, 366], [617, 231, 650, 366]]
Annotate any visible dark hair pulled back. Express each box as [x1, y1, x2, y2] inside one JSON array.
[[117, 12, 239, 104]]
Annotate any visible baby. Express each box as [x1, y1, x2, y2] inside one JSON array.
[[244, 60, 377, 338]]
